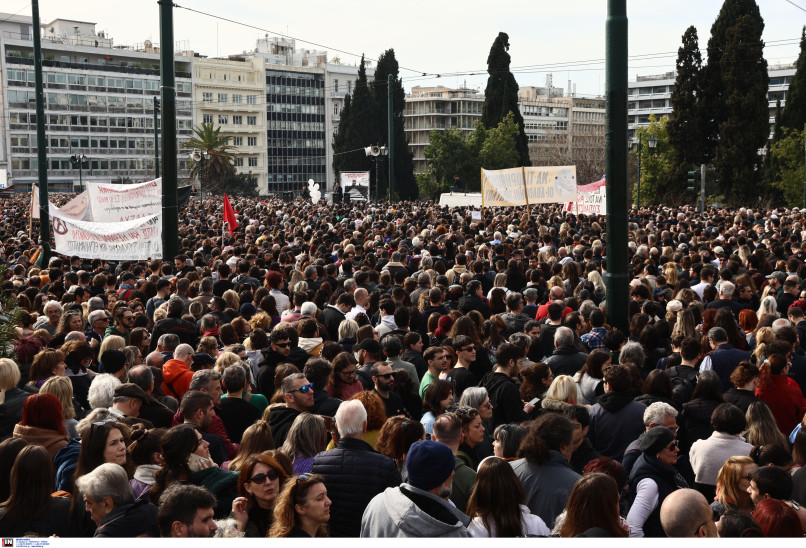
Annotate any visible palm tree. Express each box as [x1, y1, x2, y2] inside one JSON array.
[[180, 123, 237, 195]]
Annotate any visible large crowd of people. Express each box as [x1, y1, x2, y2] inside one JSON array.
[[0, 192, 805, 537]]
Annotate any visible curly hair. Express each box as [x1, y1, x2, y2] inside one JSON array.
[[348, 390, 386, 431]]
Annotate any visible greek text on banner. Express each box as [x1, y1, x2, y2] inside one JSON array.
[[52, 213, 163, 260], [86, 178, 162, 222], [481, 166, 576, 207]]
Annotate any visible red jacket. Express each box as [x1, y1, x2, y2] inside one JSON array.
[[161, 358, 193, 400], [756, 375, 806, 435]]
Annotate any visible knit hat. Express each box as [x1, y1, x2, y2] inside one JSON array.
[[100, 350, 126, 375], [639, 426, 676, 456], [406, 440, 455, 491]]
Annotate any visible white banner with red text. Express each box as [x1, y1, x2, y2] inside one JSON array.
[[52, 213, 162, 260]]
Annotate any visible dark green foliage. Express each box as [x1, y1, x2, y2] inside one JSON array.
[[372, 49, 417, 200], [331, 93, 353, 182], [713, 14, 769, 199], [224, 172, 259, 197], [701, 0, 763, 161], [481, 32, 530, 167], [777, 27, 806, 136], [665, 26, 707, 196]]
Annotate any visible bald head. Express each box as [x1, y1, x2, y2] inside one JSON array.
[[660, 489, 716, 537], [354, 287, 369, 307]]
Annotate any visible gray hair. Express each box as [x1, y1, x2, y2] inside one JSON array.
[[75, 463, 133, 508], [643, 402, 678, 427], [64, 331, 85, 343], [707, 327, 728, 343], [281, 372, 307, 394], [43, 300, 63, 314], [335, 399, 367, 438], [554, 326, 575, 348], [76, 408, 114, 439], [772, 318, 792, 334], [619, 341, 645, 370], [87, 297, 105, 311], [88, 373, 122, 409], [338, 319, 359, 340], [189, 369, 221, 391], [291, 299, 313, 316], [508, 332, 531, 352], [343, 278, 357, 292], [719, 281, 735, 298], [88, 309, 108, 323], [174, 343, 194, 360], [458, 387, 489, 410]]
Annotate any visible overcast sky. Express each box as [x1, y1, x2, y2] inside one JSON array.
[[16, 0, 806, 96]]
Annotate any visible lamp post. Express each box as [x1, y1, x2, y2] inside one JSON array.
[[364, 145, 388, 202], [70, 153, 88, 192], [631, 138, 642, 209], [190, 149, 210, 202]]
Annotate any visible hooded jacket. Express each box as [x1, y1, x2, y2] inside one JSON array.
[[268, 405, 301, 447], [360, 484, 471, 538], [587, 391, 646, 461], [482, 371, 528, 428], [12, 423, 68, 458], [161, 358, 193, 399]]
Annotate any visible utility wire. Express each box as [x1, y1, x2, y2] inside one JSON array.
[[783, 0, 806, 13]]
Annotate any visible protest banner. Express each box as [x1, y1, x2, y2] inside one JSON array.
[[563, 177, 607, 215], [481, 167, 528, 207], [52, 213, 162, 260], [524, 166, 577, 205], [339, 172, 370, 202], [86, 178, 162, 222], [31, 185, 91, 221]]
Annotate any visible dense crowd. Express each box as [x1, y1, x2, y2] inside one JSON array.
[[0, 193, 805, 537]]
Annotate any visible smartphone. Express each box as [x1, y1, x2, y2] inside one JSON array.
[[187, 452, 212, 472], [528, 397, 541, 406]]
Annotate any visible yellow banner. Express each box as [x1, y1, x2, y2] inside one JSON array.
[[524, 166, 577, 204], [481, 167, 528, 207]]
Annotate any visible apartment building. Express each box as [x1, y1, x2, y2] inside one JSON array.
[[403, 85, 484, 174], [0, 14, 194, 191], [193, 56, 267, 194]]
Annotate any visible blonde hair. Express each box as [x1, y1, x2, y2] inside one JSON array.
[[214, 351, 241, 374], [546, 375, 578, 404], [40, 375, 76, 420], [99, 335, 125, 356], [0, 359, 21, 405]]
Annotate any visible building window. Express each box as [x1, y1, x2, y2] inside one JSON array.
[[334, 79, 339, 93], [232, 94, 242, 104], [347, 80, 352, 94], [334, 104, 340, 115], [233, 115, 243, 125], [202, 92, 213, 102], [247, 95, 257, 104], [233, 137, 243, 146], [203, 114, 213, 123], [218, 93, 227, 103], [234, 158, 244, 167], [248, 136, 257, 146], [248, 157, 258, 167], [247, 116, 257, 125], [218, 115, 228, 124]]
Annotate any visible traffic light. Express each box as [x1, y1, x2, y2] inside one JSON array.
[[687, 170, 698, 194]]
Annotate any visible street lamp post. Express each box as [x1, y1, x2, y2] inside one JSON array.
[[191, 149, 210, 202], [631, 138, 642, 209], [70, 153, 88, 192]]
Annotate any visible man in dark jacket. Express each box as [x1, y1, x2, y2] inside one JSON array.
[[500, 292, 531, 336], [312, 399, 402, 537], [218, 364, 261, 443], [269, 373, 315, 447], [481, 342, 536, 428], [544, 326, 589, 377], [256, 327, 309, 397], [149, 298, 198, 352], [128, 365, 175, 428], [587, 364, 647, 461], [319, 293, 354, 341], [457, 280, 491, 319], [304, 358, 342, 417], [699, 327, 749, 392]]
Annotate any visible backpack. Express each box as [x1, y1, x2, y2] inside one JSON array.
[[668, 365, 698, 405]]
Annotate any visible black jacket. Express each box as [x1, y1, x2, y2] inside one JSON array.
[[138, 396, 175, 429], [544, 345, 588, 377], [723, 388, 759, 413], [458, 294, 491, 319], [627, 453, 688, 537], [148, 316, 198, 352], [311, 437, 402, 537], [0, 496, 71, 537], [482, 371, 528, 428], [319, 305, 346, 341], [268, 406, 301, 448], [219, 396, 262, 443], [0, 386, 34, 440], [311, 388, 342, 417], [94, 499, 160, 537]]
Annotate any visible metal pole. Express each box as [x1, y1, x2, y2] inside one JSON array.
[[374, 155, 380, 204], [636, 141, 642, 209], [32, 0, 50, 264], [159, 0, 178, 260], [802, 123, 806, 211], [388, 73, 394, 201], [78, 157, 83, 192], [153, 98, 160, 180], [700, 163, 706, 214], [605, 0, 629, 334], [200, 154, 204, 203]]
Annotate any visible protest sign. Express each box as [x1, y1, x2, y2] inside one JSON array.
[[481, 166, 576, 207], [481, 167, 528, 207], [86, 178, 162, 222], [563, 177, 607, 215], [52, 213, 162, 260], [31, 185, 91, 221], [339, 172, 370, 202]]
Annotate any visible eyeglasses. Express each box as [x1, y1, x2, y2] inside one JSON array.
[[666, 441, 679, 451], [90, 417, 117, 437], [274, 342, 291, 348], [249, 468, 280, 484], [288, 383, 314, 394], [341, 369, 358, 376], [375, 373, 394, 379], [94, 317, 109, 323]]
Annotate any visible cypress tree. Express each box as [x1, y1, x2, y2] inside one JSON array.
[[665, 26, 706, 196], [701, 0, 763, 161], [332, 93, 352, 180], [713, 14, 769, 199], [482, 32, 530, 166], [776, 26, 806, 136], [372, 49, 417, 200]]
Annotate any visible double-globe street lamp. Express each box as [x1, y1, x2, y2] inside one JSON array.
[[70, 153, 88, 192]]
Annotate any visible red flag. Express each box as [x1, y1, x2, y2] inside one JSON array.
[[223, 194, 238, 235]]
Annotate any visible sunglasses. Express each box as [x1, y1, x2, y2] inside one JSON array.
[[666, 441, 679, 450], [289, 383, 314, 394], [461, 346, 476, 352], [375, 373, 394, 379], [455, 407, 479, 419], [274, 342, 291, 348], [249, 468, 280, 484]]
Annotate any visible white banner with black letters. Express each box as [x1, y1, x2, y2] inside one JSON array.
[[52, 213, 162, 260]]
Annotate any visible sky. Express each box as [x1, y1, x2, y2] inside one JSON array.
[[13, 0, 806, 97]]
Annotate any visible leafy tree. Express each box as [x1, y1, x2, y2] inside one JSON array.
[[372, 49, 417, 200], [665, 26, 707, 197], [701, 0, 763, 161], [478, 112, 521, 171], [713, 14, 769, 199], [482, 32, 530, 167], [423, 127, 474, 190], [180, 122, 236, 195], [224, 171, 259, 197], [415, 171, 445, 200], [770, 127, 805, 206], [632, 115, 675, 206]]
